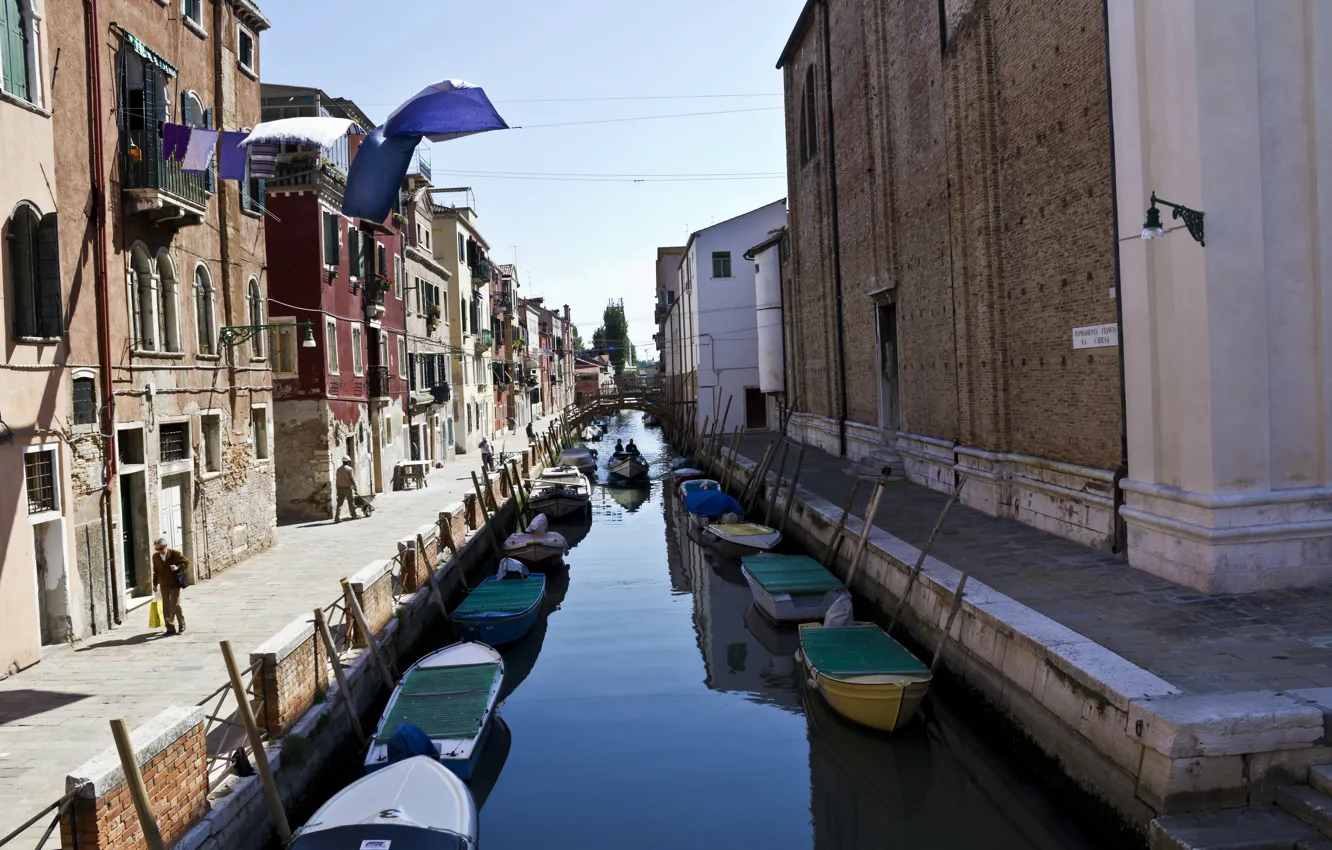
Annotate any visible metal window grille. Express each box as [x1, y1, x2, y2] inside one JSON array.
[[72, 378, 97, 425], [25, 451, 56, 514], [160, 423, 189, 462]]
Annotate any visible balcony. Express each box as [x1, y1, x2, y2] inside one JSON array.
[[267, 156, 348, 197], [368, 365, 391, 399], [475, 330, 493, 351], [471, 258, 493, 286], [122, 125, 208, 227]]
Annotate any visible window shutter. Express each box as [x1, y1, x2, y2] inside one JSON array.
[[0, 0, 13, 95], [180, 91, 193, 127], [3, 0, 29, 102], [203, 108, 216, 193], [322, 213, 337, 266], [255, 177, 266, 215], [37, 213, 63, 337], [347, 229, 359, 276]]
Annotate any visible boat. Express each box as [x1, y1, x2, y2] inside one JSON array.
[[798, 622, 932, 733], [363, 642, 504, 779], [670, 466, 708, 486], [451, 574, 546, 646], [581, 425, 601, 441], [527, 465, 592, 519], [741, 553, 849, 623], [503, 515, 568, 569], [558, 446, 597, 476], [684, 489, 743, 529], [643, 413, 661, 426], [678, 477, 721, 499], [294, 756, 477, 849], [703, 521, 783, 559], [607, 451, 649, 482], [668, 456, 694, 471]]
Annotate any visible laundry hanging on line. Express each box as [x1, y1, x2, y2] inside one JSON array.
[[217, 131, 249, 181], [161, 123, 191, 162]]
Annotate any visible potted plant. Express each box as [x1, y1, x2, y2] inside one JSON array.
[[427, 304, 441, 331]]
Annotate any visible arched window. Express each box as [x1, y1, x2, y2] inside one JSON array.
[[129, 245, 156, 350], [71, 376, 97, 426], [194, 263, 216, 355], [182, 91, 206, 128], [7, 202, 62, 338], [1, 0, 38, 106], [156, 252, 181, 352], [247, 277, 264, 358]]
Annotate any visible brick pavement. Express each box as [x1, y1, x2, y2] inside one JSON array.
[[738, 433, 1332, 696], [0, 422, 549, 844]]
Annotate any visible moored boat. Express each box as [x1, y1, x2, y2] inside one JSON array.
[[798, 622, 932, 733], [607, 451, 649, 482], [503, 515, 568, 569], [703, 521, 782, 559], [451, 574, 546, 647], [527, 465, 592, 519], [670, 466, 707, 486], [684, 488, 743, 529], [643, 413, 660, 426], [740, 553, 849, 623], [559, 446, 597, 476], [678, 477, 721, 499], [364, 642, 504, 780], [296, 756, 477, 849]]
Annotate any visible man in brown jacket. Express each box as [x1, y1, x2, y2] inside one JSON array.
[[152, 537, 188, 635], [335, 456, 359, 522]]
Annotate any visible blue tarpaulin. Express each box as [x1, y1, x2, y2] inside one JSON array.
[[685, 490, 743, 517], [385, 722, 436, 765]]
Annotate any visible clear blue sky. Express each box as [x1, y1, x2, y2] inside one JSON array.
[[260, 0, 806, 360]]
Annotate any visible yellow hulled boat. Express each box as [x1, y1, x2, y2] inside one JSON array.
[[798, 622, 932, 733]]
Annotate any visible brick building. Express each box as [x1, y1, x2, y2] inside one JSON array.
[[776, 0, 1122, 550], [262, 85, 410, 522]]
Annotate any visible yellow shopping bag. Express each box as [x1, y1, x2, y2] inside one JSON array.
[[148, 598, 163, 629]]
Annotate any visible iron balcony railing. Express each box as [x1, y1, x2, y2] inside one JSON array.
[[368, 365, 391, 399], [475, 330, 493, 350], [471, 258, 493, 285], [123, 125, 209, 210]]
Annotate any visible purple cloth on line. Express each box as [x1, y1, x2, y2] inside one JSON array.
[[162, 124, 190, 162], [247, 142, 278, 178], [217, 131, 249, 181], [181, 129, 219, 173]]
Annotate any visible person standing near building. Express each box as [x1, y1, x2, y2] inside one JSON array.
[[479, 436, 495, 472], [335, 457, 360, 522], [152, 538, 188, 635], [526, 421, 536, 441]]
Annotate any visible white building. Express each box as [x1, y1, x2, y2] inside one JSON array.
[[672, 200, 787, 434]]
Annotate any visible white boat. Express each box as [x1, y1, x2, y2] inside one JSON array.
[[364, 641, 504, 780], [741, 553, 850, 624], [291, 756, 477, 850], [503, 514, 569, 569], [528, 465, 592, 519], [607, 451, 649, 482], [703, 521, 783, 559], [558, 446, 597, 476], [581, 425, 600, 440]]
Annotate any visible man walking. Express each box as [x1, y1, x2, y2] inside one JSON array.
[[479, 436, 495, 472], [152, 537, 188, 635], [335, 457, 359, 522]]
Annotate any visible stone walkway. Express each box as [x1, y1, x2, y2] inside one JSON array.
[[0, 422, 550, 845], [735, 433, 1332, 696]]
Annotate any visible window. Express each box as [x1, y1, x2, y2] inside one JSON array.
[[252, 405, 269, 460], [157, 254, 181, 353], [351, 325, 364, 375], [201, 413, 221, 473], [243, 175, 266, 215], [237, 25, 256, 73], [271, 318, 296, 376], [346, 229, 360, 279], [393, 254, 402, 299], [322, 211, 340, 267], [377, 242, 387, 279], [458, 233, 464, 261], [159, 422, 189, 463], [247, 278, 264, 358], [398, 336, 407, 378], [183, 0, 203, 26], [325, 319, 339, 373], [1, 0, 37, 105], [7, 203, 62, 339], [24, 449, 56, 514], [800, 66, 818, 166], [194, 264, 216, 355], [712, 251, 732, 279], [72, 377, 97, 426]]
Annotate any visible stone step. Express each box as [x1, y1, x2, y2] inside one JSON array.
[[1277, 786, 1332, 839], [1311, 765, 1332, 797], [1150, 806, 1321, 850]]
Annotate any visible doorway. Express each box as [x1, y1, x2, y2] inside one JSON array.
[[120, 473, 150, 593], [159, 475, 186, 551], [876, 299, 901, 433], [33, 519, 70, 645], [744, 387, 768, 430]]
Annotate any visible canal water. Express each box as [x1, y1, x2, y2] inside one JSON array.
[[311, 413, 1103, 849]]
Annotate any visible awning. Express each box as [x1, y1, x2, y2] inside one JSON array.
[[411, 391, 436, 408], [120, 29, 178, 78]]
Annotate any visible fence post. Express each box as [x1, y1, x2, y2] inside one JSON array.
[[312, 608, 365, 745], [471, 471, 506, 554], [108, 718, 166, 850], [340, 579, 397, 692], [220, 640, 292, 844]]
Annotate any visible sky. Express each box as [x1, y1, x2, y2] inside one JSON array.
[[259, 0, 807, 361]]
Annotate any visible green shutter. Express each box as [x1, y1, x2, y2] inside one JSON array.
[[203, 108, 215, 193], [323, 213, 339, 266], [2, 0, 30, 102], [36, 212, 62, 337], [180, 91, 193, 126]]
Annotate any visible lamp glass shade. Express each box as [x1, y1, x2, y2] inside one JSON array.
[[1141, 204, 1164, 240], [302, 327, 317, 348]]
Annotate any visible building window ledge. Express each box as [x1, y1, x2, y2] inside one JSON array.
[[199, 470, 223, 482], [133, 349, 186, 360], [237, 62, 258, 81], [14, 335, 61, 345], [159, 460, 192, 476], [241, 208, 263, 220], [0, 89, 50, 117], [254, 457, 270, 465], [197, 353, 222, 362], [184, 16, 208, 39], [28, 509, 62, 525]]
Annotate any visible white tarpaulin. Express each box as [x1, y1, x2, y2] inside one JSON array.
[[239, 117, 365, 149]]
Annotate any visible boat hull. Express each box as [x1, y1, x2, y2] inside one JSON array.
[[798, 624, 932, 733], [527, 493, 589, 519], [743, 568, 849, 624], [503, 541, 566, 569], [454, 604, 542, 647], [703, 526, 782, 559], [608, 454, 649, 481]]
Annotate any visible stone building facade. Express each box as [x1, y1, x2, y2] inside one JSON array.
[[777, 0, 1122, 550], [400, 174, 454, 468]]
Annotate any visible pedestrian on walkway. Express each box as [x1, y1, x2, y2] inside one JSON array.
[[526, 421, 535, 441], [152, 538, 188, 635], [480, 436, 495, 472], [335, 457, 360, 522], [508, 416, 517, 434]]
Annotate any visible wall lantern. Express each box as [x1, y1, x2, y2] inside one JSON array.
[[1142, 192, 1205, 246], [218, 322, 317, 349]]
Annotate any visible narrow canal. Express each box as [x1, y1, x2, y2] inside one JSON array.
[[313, 412, 1104, 849]]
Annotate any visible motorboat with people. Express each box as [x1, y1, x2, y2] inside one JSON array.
[[607, 450, 649, 482], [527, 465, 592, 519], [703, 521, 783, 559], [364, 642, 505, 780], [740, 553, 850, 624], [558, 446, 598, 477], [503, 515, 568, 570], [292, 756, 477, 850]]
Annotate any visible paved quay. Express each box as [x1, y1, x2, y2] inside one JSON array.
[[0, 422, 551, 843], [733, 432, 1332, 696]]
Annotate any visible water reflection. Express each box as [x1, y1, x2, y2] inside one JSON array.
[[468, 714, 511, 811], [604, 483, 652, 513]]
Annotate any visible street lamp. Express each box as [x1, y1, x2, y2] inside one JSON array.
[[218, 322, 317, 349], [1142, 192, 1205, 246]]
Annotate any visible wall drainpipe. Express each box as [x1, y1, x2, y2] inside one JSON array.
[[819, 0, 849, 458], [85, 0, 120, 624], [1101, 0, 1129, 555]]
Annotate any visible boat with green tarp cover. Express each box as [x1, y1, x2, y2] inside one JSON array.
[[797, 623, 932, 732], [452, 574, 546, 646], [741, 554, 851, 623], [364, 641, 505, 779]]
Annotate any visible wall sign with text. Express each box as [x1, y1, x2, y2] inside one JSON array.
[[1072, 323, 1118, 350]]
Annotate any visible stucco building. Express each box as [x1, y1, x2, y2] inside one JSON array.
[[400, 173, 453, 467], [653, 245, 684, 409]]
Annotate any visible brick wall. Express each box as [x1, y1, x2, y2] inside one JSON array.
[[250, 616, 330, 738], [400, 526, 440, 594], [347, 560, 393, 648], [439, 505, 466, 551], [62, 707, 207, 850], [463, 493, 481, 530]]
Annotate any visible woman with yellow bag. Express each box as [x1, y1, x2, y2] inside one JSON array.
[[151, 538, 189, 635]]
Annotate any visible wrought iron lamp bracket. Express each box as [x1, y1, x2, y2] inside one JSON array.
[[219, 321, 314, 349], [1150, 192, 1206, 246]]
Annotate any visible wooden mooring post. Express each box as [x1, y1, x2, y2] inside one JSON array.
[[108, 719, 166, 850], [221, 640, 292, 844], [312, 608, 365, 745]]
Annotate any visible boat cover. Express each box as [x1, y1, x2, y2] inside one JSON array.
[[496, 558, 529, 579], [679, 479, 720, 497], [375, 664, 499, 743], [742, 554, 844, 594], [526, 513, 549, 534], [454, 576, 545, 616], [291, 824, 467, 850], [385, 722, 437, 765], [685, 490, 743, 517], [801, 624, 929, 676]]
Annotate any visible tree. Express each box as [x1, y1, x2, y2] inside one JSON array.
[[571, 325, 584, 353], [592, 299, 632, 374]]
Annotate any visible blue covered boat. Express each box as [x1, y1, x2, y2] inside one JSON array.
[[451, 574, 546, 646], [685, 489, 744, 528]]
